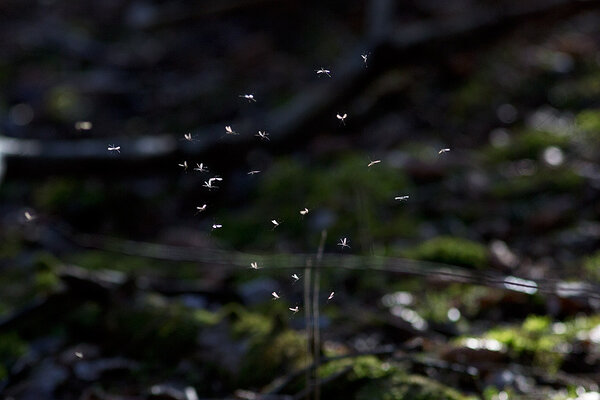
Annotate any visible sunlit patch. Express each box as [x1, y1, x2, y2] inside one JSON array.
[[462, 337, 504, 351], [543, 146, 564, 166], [503, 276, 538, 294], [447, 307, 461, 322], [390, 306, 428, 331]]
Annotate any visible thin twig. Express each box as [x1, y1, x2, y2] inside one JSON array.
[[43, 225, 600, 300], [303, 259, 312, 400], [312, 230, 327, 400]]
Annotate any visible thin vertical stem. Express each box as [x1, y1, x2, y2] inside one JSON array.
[[312, 230, 327, 400], [303, 259, 312, 400]]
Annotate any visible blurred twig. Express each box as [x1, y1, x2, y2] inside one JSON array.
[[39, 224, 600, 301], [2, 0, 596, 172]]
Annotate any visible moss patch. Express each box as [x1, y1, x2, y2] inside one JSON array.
[[403, 236, 487, 269]]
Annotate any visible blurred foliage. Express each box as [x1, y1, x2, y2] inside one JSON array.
[[490, 166, 583, 199], [0, 332, 28, 381], [481, 314, 600, 372], [105, 296, 208, 363], [484, 128, 569, 163], [320, 355, 474, 400], [218, 155, 412, 249], [402, 236, 488, 269], [583, 251, 600, 282]]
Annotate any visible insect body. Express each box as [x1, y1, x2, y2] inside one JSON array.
[[108, 144, 120, 153], [338, 237, 350, 249], [239, 94, 256, 102], [194, 163, 208, 172], [316, 67, 332, 77], [225, 125, 238, 135], [203, 177, 223, 190], [255, 130, 270, 141]]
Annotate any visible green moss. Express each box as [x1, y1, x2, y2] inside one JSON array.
[[490, 167, 583, 199], [193, 309, 221, 326], [475, 315, 600, 373], [0, 234, 22, 259], [354, 370, 474, 400], [382, 374, 475, 400], [485, 128, 569, 163], [0, 332, 28, 380], [223, 155, 411, 249], [575, 109, 600, 136], [350, 356, 395, 380], [66, 250, 198, 278], [107, 299, 210, 363], [403, 236, 487, 269], [583, 251, 600, 282], [237, 328, 309, 388], [320, 356, 474, 400], [32, 252, 61, 294], [33, 178, 104, 214], [548, 72, 600, 108], [45, 85, 88, 121], [230, 308, 273, 340], [451, 77, 496, 119], [522, 315, 551, 334]]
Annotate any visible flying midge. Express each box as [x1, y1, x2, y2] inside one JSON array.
[[108, 144, 120, 153], [251, 262, 259, 270], [74, 352, 83, 359], [300, 208, 309, 216], [194, 163, 208, 172], [438, 148, 451, 154], [315, 67, 331, 77], [328, 292, 335, 301], [368, 159, 381, 167], [24, 211, 35, 221], [195, 204, 207, 214], [395, 196, 409, 201], [255, 130, 270, 141], [289, 306, 299, 314], [247, 170, 261, 175], [338, 237, 350, 249], [239, 94, 256, 102], [203, 176, 223, 190], [361, 53, 369, 67], [182, 133, 196, 142], [212, 223, 222, 230], [225, 125, 238, 135], [272, 291, 280, 300], [336, 113, 347, 125], [292, 274, 300, 282], [178, 161, 188, 171], [271, 219, 281, 230]]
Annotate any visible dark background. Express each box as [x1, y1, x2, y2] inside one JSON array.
[[2, 1, 600, 399]]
